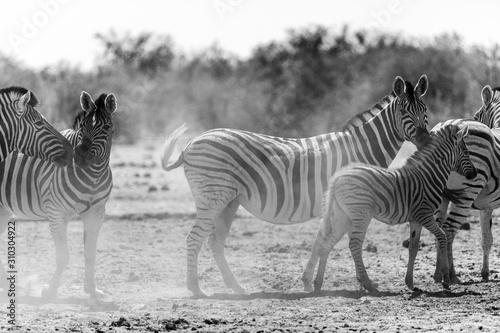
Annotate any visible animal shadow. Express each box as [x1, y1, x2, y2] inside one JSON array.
[[198, 289, 402, 301]]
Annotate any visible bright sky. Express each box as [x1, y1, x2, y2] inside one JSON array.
[[0, 0, 499, 71]]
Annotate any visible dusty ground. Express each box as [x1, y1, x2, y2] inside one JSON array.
[[0, 141, 499, 332]]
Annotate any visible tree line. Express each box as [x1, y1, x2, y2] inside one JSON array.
[[1, 26, 499, 143]]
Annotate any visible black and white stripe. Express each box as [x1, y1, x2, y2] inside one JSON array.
[[0, 91, 116, 309], [302, 124, 476, 293], [161, 75, 430, 296], [433, 85, 500, 284], [0, 86, 72, 166]]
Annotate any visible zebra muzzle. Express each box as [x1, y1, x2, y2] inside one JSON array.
[[414, 127, 431, 149], [74, 138, 94, 169]]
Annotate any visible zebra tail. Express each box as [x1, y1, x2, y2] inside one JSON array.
[[160, 123, 188, 171]]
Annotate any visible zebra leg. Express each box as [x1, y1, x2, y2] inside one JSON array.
[[433, 198, 449, 283], [422, 215, 450, 290], [405, 221, 422, 290], [445, 231, 460, 284], [436, 202, 470, 284], [480, 209, 493, 281], [0, 209, 13, 293], [42, 217, 70, 298], [303, 212, 349, 292], [207, 199, 246, 294], [348, 217, 378, 292], [303, 214, 332, 292], [81, 205, 105, 305]]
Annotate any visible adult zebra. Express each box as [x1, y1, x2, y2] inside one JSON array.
[[302, 124, 476, 293], [162, 75, 430, 296], [432, 85, 500, 284], [0, 91, 116, 309], [0, 86, 72, 166]]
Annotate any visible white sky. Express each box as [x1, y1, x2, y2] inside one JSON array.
[[0, 0, 499, 71]]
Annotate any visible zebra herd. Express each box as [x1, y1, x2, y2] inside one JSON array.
[[0, 75, 499, 308], [162, 75, 500, 297]]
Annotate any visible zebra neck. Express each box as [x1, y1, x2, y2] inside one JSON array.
[[406, 143, 453, 188], [347, 101, 405, 168]]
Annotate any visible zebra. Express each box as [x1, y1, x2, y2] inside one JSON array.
[[161, 75, 430, 296], [0, 91, 116, 309], [432, 85, 500, 284], [301, 123, 477, 293], [0, 86, 72, 166]]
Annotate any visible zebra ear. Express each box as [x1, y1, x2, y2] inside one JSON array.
[[104, 93, 117, 116], [80, 91, 95, 113], [481, 85, 493, 107], [415, 74, 428, 98], [16, 91, 32, 116], [393, 76, 405, 98], [456, 126, 469, 142]]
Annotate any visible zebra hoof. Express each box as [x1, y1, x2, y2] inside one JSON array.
[[303, 283, 314, 293], [442, 282, 450, 290], [481, 271, 489, 282], [41, 285, 57, 299], [450, 275, 462, 285], [231, 284, 247, 294]]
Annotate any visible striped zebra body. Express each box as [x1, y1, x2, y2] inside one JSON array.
[[161, 75, 430, 296], [0, 87, 72, 166], [433, 85, 500, 284], [0, 92, 116, 309], [302, 124, 476, 293]]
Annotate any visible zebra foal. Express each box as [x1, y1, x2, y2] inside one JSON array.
[[162, 75, 430, 296], [302, 123, 477, 293]]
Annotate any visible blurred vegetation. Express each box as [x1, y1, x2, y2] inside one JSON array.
[[1, 26, 499, 143]]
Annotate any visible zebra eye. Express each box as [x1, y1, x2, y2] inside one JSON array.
[[103, 124, 111, 131]]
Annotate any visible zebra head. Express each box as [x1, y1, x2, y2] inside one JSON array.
[[73, 91, 117, 170], [393, 74, 430, 149], [473, 85, 500, 129], [450, 126, 477, 180], [14, 90, 73, 167]]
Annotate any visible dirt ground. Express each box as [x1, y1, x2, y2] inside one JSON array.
[[0, 142, 499, 332]]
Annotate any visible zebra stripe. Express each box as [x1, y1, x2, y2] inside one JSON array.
[[432, 85, 500, 284], [161, 75, 430, 296], [0, 91, 116, 308], [302, 124, 477, 293], [0, 87, 72, 166]]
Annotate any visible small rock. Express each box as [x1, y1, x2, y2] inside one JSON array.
[[110, 317, 131, 327], [127, 272, 140, 282]]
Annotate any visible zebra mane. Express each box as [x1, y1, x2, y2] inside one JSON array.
[[72, 111, 87, 130], [342, 92, 396, 132], [94, 93, 108, 110], [0, 86, 39, 107], [403, 127, 451, 168], [404, 81, 415, 103]]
